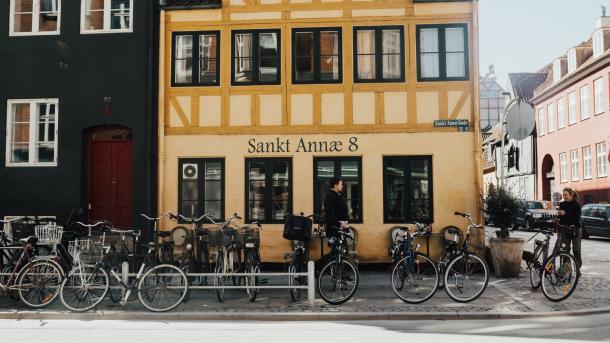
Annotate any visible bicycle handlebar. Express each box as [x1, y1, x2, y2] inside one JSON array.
[[454, 211, 470, 217], [140, 212, 177, 222], [0, 218, 19, 224], [76, 221, 107, 228]]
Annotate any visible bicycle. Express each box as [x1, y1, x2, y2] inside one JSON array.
[[0, 218, 63, 308], [59, 225, 188, 312], [176, 214, 212, 287], [439, 212, 490, 303], [389, 223, 439, 304], [287, 213, 319, 302], [210, 213, 244, 302], [241, 221, 262, 302], [317, 227, 359, 305], [141, 212, 178, 265], [524, 220, 579, 302]]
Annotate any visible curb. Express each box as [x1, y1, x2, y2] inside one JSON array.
[[1, 306, 610, 321]]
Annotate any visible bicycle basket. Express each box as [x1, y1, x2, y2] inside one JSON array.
[[207, 227, 224, 246], [243, 228, 260, 248], [69, 239, 105, 264], [35, 224, 64, 245]]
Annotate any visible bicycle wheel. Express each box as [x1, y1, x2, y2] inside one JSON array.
[[214, 250, 225, 302], [529, 250, 544, 290], [245, 250, 260, 302], [541, 252, 579, 302], [137, 264, 188, 312], [391, 253, 439, 304], [60, 264, 109, 312], [317, 257, 359, 305], [15, 259, 63, 308], [288, 253, 304, 302], [108, 266, 123, 303], [444, 253, 489, 303]]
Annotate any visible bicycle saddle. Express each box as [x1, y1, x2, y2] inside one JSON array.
[[20, 236, 38, 245], [196, 228, 208, 236], [158, 231, 171, 238]]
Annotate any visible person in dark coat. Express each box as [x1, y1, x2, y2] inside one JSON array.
[[558, 187, 582, 269], [324, 177, 348, 238]]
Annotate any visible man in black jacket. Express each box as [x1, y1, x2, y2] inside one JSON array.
[[324, 177, 348, 238]]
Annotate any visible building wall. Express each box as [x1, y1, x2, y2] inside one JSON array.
[[493, 135, 536, 199]]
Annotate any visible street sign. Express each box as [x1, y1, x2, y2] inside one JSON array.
[[434, 119, 469, 132], [506, 101, 535, 141]]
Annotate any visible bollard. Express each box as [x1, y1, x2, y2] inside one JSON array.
[[122, 261, 129, 285], [307, 260, 315, 306]]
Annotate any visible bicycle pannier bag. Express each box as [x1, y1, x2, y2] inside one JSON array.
[[283, 215, 312, 241]]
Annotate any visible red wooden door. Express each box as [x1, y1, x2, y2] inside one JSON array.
[[88, 139, 133, 228]]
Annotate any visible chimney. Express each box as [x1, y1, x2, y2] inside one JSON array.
[[597, 5, 610, 28]]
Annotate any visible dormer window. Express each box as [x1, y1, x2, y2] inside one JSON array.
[[593, 30, 604, 57], [553, 59, 562, 82], [567, 48, 577, 73]]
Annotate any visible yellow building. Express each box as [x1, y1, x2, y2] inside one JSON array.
[[158, 0, 482, 263]]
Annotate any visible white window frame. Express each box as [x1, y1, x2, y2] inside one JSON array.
[[580, 85, 591, 120], [553, 59, 562, 82], [547, 103, 555, 133], [583, 146, 592, 180], [593, 29, 604, 58], [598, 142, 608, 178], [567, 48, 577, 73], [538, 108, 546, 136], [568, 91, 577, 125], [594, 77, 605, 115], [571, 149, 580, 181], [80, 0, 133, 35], [5, 98, 59, 167], [560, 152, 568, 183], [557, 97, 566, 129], [9, 0, 62, 36]]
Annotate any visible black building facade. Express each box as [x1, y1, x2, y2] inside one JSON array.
[[0, 0, 158, 230]]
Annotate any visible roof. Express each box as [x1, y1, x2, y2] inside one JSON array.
[[159, 0, 222, 10], [482, 122, 502, 145], [508, 72, 548, 101]]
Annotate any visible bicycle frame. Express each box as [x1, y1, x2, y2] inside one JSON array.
[[104, 244, 158, 305]]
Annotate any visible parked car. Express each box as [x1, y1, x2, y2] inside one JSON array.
[[513, 200, 558, 230], [581, 204, 610, 239]]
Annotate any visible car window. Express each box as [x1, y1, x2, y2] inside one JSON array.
[[527, 202, 543, 210]]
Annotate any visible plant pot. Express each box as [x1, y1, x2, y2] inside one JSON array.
[[490, 237, 525, 278]]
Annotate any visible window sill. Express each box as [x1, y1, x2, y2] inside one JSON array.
[[571, 178, 580, 182], [5, 163, 58, 168], [9, 31, 61, 37], [598, 174, 608, 178], [81, 29, 133, 35]]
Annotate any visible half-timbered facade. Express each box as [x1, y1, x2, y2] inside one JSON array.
[[158, 0, 482, 262]]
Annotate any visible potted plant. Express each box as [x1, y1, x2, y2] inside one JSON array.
[[484, 185, 524, 278]]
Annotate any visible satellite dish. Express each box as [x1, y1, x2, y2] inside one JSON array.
[[506, 100, 535, 141]]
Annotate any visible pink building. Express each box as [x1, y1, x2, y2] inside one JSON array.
[[532, 16, 610, 204]]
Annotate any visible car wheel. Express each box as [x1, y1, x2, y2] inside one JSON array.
[[512, 223, 520, 230]]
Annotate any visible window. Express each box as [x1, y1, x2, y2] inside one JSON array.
[[580, 85, 591, 120], [6, 99, 58, 167], [314, 158, 362, 223], [594, 77, 605, 114], [560, 153, 568, 183], [246, 158, 291, 223], [571, 149, 580, 181], [81, 0, 133, 34], [593, 30, 604, 58], [383, 156, 433, 223], [354, 26, 404, 82], [10, 0, 61, 35], [557, 97, 566, 129], [417, 24, 469, 81], [598, 142, 608, 177], [568, 91, 577, 124], [178, 159, 224, 221], [547, 103, 555, 132], [172, 31, 220, 86], [553, 59, 562, 82], [293, 28, 342, 84], [232, 30, 280, 85], [538, 108, 546, 136], [583, 146, 592, 180], [567, 48, 577, 73]]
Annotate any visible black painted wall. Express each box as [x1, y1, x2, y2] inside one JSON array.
[[0, 1, 158, 230]]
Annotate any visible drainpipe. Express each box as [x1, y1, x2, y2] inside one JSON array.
[[157, 10, 166, 218]]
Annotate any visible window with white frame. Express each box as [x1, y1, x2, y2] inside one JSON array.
[[583, 146, 593, 179], [557, 97, 566, 129], [547, 103, 555, 132], [580, 85, 591, 120], [9, 0, 61, 36], [593, 30, 604, 58], [538, 108, 546, 136], [594, 77, 605, 114], [567, 48, 577, 73], [553, 59, 562, 82], [81, 0, 132, 34], [568, 91, 577, 124], [560, 152, 568, 183], [6, 99, 58, 166], [598, 142, 608, 177], [571, 149, 580, 181]]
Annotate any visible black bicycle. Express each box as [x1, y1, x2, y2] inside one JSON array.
[[317, 227, 359, 305], [241, 221, 262, 302]]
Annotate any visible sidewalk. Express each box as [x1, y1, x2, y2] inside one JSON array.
[[1, 269, 609, 321]]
